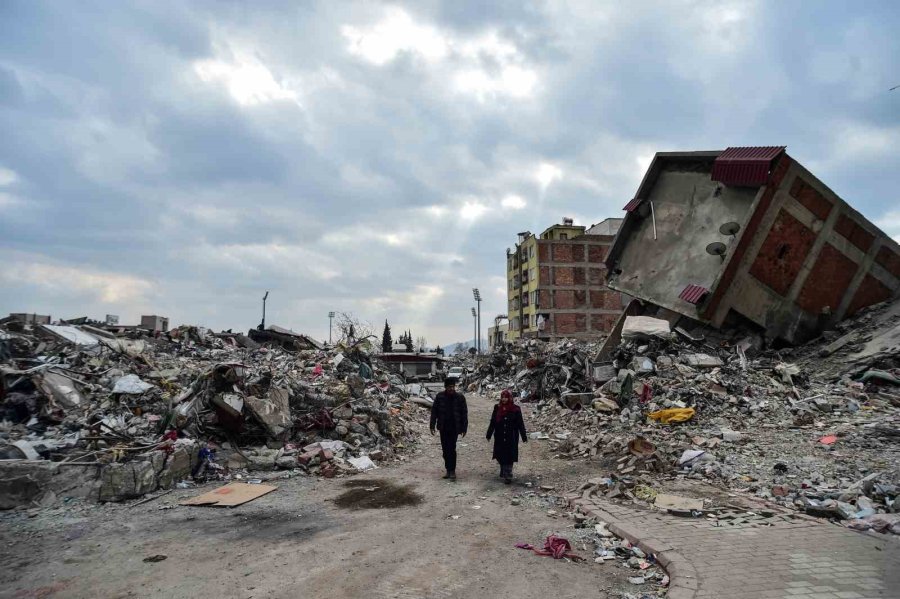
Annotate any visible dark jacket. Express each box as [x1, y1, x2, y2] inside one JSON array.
[[430, 391, 468, 434], [486, 405, 527, 464]]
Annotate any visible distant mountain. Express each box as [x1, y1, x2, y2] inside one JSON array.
[[443, 338, 488, 355]]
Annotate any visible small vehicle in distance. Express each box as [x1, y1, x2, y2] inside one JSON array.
[[445, 366, 467, 386]]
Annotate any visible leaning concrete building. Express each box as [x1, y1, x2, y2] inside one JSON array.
[[606, 147, 900, 344]]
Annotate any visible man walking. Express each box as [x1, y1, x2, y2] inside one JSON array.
[[430, 377, 468, 480]]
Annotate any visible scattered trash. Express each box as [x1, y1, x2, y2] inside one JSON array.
[[142, 555, 167, 563], [516, 535, 584, 561], [647, 407, 695, 424]]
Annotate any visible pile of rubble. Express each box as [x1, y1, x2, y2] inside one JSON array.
[[0, 320, 422, 506], [478, 300, 900, 535], [474, 338, 602, 405]]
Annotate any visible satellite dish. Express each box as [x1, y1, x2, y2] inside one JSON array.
[[719, 222, 741, 236], [706, 242, 727, 257]]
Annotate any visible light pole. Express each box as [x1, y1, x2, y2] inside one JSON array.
[[259, 291, 269, 331], [471, 307, 477, 353], [328, 311, 335, 345], [472, 288, 482, 354]]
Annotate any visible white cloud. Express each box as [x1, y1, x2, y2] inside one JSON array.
[[453, 65, 537, 101], [536, 162, 563, 191], [189, 242, 341, 280], [342, 8, 538, 101], [501, 194, 526, 210], [195, 53, 299, 106], [183, 205, 241, 228], [0, 255, 154, 304], [0, 167, 18, 187], [342, 8, 449, 66], [460, 200, 489, 221]]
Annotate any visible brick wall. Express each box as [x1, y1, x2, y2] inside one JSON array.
[[748, 209, 817, 296], [796, 243, 857, 314], [555, 313, 587, 335], [533, 238, 622, 337]]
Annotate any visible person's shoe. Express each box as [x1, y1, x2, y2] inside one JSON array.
[[504, 476, 512, 484], [449, 471, 457, 480], [442, 471, 452, 479]]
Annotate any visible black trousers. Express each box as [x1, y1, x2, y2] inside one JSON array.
[[440, 428, 459, 472]]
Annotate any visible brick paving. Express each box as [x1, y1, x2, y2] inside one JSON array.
[[569, 494, 900, 599]]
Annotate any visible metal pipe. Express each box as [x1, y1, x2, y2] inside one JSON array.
[[650, 201, 657, 240]]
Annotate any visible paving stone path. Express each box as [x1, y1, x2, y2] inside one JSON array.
[[569, 494, 900, 599]]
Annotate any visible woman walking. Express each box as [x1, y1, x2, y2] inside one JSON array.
[[486, 389, 528, 483]]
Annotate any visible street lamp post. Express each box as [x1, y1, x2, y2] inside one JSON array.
[[472, 288, 482, 354], [471, 307, 476, 353], [259, 291, 269, 331], [328, 311, 335, 345]]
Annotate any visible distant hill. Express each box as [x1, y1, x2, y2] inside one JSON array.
[[443, 338, 487, 355]]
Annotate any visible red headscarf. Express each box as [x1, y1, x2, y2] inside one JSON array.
[[496, 389, 520, 422]]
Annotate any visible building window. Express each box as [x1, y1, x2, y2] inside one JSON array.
[[531, 314, 536, 328], [530, 267, 536, 283], [529, 245, 535, 259], [560, 233, 568, 240], [531, 291, 539, 307], [522, 293, 529, 306]]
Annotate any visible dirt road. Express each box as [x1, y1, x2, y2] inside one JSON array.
[[1, 394, 634, 599]]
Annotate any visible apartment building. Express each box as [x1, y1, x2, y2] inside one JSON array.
[[506, 217, 623, 341]]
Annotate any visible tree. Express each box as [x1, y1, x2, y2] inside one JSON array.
[[434, 345, 444, 356], [381, 320, 392, 353], [415, 336, 427, 352], [334, 312, 374, 344], [404, 330, 413, 352]]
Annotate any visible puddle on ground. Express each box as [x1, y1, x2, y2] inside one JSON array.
[[334, 479, 423, 510]]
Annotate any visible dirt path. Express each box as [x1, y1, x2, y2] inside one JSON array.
[[0, 395, 634, 599]]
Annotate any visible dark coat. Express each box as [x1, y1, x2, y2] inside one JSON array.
[[430, 391, 468, 434], [486, 404, 527, 464]]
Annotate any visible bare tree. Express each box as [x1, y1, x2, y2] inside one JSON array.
[[334, 312, 374, 344], [415, 336, 428, 352]]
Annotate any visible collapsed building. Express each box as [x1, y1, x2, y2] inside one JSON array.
[[0, 319, 421, 508], [606, 146, 900, 345]]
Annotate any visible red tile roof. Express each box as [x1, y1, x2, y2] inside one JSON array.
[[622, 197, 643, 212], [711, 146, 786, 186], [679, 284, 710, 305]]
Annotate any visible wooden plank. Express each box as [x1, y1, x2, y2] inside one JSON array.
[[180, 483, 277, 507]]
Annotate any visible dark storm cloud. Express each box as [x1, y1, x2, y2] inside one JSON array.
[[1, 0, 898, 344]]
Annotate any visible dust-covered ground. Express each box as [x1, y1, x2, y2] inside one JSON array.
[[0, 394, 647, 599]]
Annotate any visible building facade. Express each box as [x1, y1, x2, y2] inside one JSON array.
[[140, 315, 170, 333], [487, 321, 509, 351], [507, 218, 624, 341], [606, 147, 900, 344]]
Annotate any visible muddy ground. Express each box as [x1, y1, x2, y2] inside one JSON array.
[[0, 394, 650, 599]]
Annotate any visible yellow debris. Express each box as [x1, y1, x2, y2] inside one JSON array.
[[647, 407, 696, 424]]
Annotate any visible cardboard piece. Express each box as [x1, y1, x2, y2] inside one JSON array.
[[654, 493, 703, 511], [180, 483, 277, 507]]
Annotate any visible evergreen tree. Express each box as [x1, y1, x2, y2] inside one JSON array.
[[381, 320, 392, 353], [404, 330, 413, 351], [434, 345, 444, 356]]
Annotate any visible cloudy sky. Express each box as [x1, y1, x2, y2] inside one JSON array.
[[1, 1, 898, 345]]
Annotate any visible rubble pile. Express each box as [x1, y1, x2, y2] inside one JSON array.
[[474, 338, 603, 404], [480, 300, 900, 534], [0, 321, 421, 506]]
